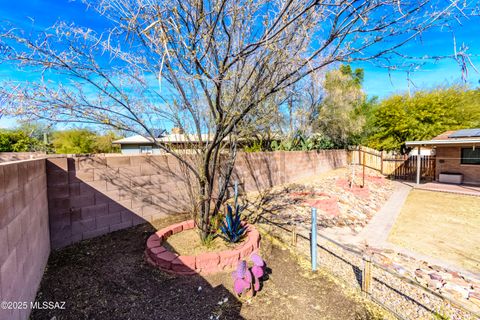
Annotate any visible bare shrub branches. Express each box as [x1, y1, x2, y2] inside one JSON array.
[[0, 0, 476, 239]]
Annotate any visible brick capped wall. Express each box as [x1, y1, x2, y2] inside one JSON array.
[[47, 150, 347, 249], [0, 159, 50, 320], [436, 146, 480, 185]]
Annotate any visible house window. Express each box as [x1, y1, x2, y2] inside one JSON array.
[[139, 146, 153, 154], [461, 147, 480, 165]]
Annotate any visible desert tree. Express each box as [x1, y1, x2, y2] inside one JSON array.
[[366, 86, 480, 152], [316, 65, 367, 147], [0, 0, 477, 240]]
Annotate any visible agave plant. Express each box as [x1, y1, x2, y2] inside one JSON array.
[[232, 253, 266, 297], [219, 181, 246, 243], [219, 203, 246, 243]]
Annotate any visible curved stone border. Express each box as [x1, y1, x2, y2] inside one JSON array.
[[145, 220, 261, 275]]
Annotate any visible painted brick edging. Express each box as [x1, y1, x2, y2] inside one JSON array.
[[145, 220, 260, 275]]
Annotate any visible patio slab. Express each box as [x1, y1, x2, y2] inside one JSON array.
[[405, 182, 480, 197]]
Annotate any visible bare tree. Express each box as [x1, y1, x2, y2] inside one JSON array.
[[0, 0, 476, 240], [282, 73, 324, 137]]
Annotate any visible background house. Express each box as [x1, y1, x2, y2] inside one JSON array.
[[113, 128, 212, 154], [113, 128, 282, 155], [406, 129, 480, 185]]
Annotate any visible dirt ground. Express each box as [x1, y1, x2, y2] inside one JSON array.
[[388, 189, 480, 273], [32, 215, 390, 320], [163, 228, 245, 256]]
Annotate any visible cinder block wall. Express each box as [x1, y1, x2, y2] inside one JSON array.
[[47, 155, 193, 248], [0, 151, 346, 319], [0, 159, 50, 320], [234, 150, 347, 191], [0, 152, 46, 163], [436, 146, 480, 184], [47, 150, 347, 249]]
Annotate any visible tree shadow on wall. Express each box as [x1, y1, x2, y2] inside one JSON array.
[[46, 155, 202, 248], [46, 150, 346, 248], [229, 150, 347, 224]]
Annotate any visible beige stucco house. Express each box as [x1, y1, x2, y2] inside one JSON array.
[[406, 129, 480, 185]]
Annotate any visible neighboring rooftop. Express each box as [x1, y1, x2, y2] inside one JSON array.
[[448, 129, 480, 139], [113, 133, 213, 145], [406, 129, 480, 146]]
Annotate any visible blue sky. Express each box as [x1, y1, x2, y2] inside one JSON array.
[[1, 0, 480, 128], [358, 24, 480, 97]]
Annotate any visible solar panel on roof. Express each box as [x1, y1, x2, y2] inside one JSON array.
[[448, 129, 480, 138]]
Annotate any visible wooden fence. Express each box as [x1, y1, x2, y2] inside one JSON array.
[[348, 146, 436, 182]]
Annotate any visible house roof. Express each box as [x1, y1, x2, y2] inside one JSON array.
[[431, 131, 456, 140], [112, 134, 213, 145], [406, 129, 480, 147]]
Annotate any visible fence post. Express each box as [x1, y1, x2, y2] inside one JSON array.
[[380, 151, 384, 175], [362, 255, 372, 295], [218, 176, 223, 198], [291, 226, 297, 247], [311, 208, 317, 271], [362, 151, 366, 188], [416, 146, 421, 184]]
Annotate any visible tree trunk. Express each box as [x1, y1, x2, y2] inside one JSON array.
[[196, 140, 237, 242], [198, 179, 210, 241]]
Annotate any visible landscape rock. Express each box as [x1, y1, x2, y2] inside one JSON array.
[[443, 282, 470, 299]]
